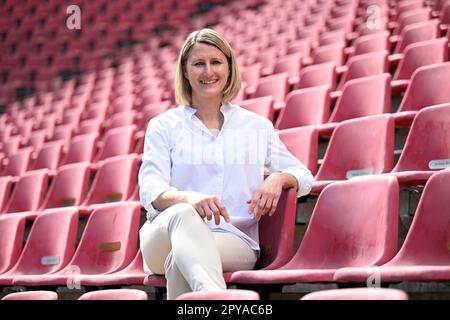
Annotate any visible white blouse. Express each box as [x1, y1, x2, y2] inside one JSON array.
[[138, 102, 313, 251]]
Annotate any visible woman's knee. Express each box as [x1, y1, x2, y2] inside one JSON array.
[[169, 203, 201, 222]]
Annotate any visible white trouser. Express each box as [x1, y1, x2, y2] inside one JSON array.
[[139, 203, 257, 299]]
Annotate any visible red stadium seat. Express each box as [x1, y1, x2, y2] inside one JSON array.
[[0, 208, 78, 285], [391, 103, 450, 185], [13, 201, 140, 286], [275, 86, 330, 129], [334, 168, 450, 283], [230, 175, 399, 285]]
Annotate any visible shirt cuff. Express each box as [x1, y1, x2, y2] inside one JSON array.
[[142, 185, 178, 221], [282, 168, 313, 197]]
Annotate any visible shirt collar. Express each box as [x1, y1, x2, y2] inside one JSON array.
[[183, 102, 234, 120]]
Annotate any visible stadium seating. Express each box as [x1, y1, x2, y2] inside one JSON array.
[[13, 201, 140, 286], [334, 168, 450, 283], [312, 114, 394, 193], [0, 208, 78, 285], [230, 175, 399, 285]]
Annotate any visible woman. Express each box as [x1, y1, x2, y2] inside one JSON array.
[[139, 28, 313, 299]]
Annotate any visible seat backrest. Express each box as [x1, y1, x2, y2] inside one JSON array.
[[5, 169, 49, 213], [78, 289, 147, 300], [1, 291, 59, 300], [296, 62, 337, 91], [276, 86, 331, 129], [278, 126, 319, 175], [2, 147, 33, 177], [239, 96, 275, 122], [83, 155, 139, 206], [387, 168, 450, 265], [40, 162, 91, 210], [62, 132, 98, 165], [31, 140, 64, 171], [329, 73, 391, 123], [253, 72, 289, 104], [394, 8, 431, 36], [66, 201, 140, 274], [312, 42, 345, 67], [256, 188, 297, 270], [397, 62, 450, 112], [284, 175, 399, 269], [394, 19, 439, 54], [393, 103, 450, 172], [393, 38, 448, 81], [316, 114, 394, 181], [352, 30, 390, 57], [5, 208, 78, 275], [0, 214, 26, 274], [94, 125, 136, 162], [338, 50, 389, 89]]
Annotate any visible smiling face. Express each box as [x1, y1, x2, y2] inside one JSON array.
[[183, 42, 230, 103]]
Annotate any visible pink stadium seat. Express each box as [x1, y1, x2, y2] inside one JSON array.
[[391, 103, 450, 185], [3, 169, 49, 214], [2, 291, 59, 300], [393, 62, 450, 126], [317, 74, 391, 136], [78, 289, 148, 300], [252, 72, 289, 111], [295, 62, 337, 91], [80, 154, 139, 215], [300, 288, 408, 300], [278, 126, 319, 175], [93, 125, 137, 163], [0, 208, 78, 286], [239, 96, 275, 122], [334, 168, 450, 283], [39, 162, 91, 211], [312, 114, 394, 193], [272, 53, 302, 86], [177, 289, 260, 300], [230, 175, 399, 285], [0, 214, 26, 274], [275, 86, 330, 130], [144, 188, 298, 292], [13, 201, 141, 286], [1, 147, 33, 178], [61, 133, 98, 166], [390, 19, 439, 63], [30, 140, 64, 171], [240, 63, 262, 96], [336, 50, 389, 92], [310, 42, 346, 68], [344, 30, 390, 59], [391, 38, 449, 94]]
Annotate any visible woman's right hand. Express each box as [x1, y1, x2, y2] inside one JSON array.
[[184, 192, 230, 225]]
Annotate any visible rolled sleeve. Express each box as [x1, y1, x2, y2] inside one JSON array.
[[138, 117, 176, 219], [265, 122, 314, 197]]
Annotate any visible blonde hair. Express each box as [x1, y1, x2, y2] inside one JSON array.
[[175, 28, 241, 106]]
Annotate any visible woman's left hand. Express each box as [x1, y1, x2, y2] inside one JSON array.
[[247, 173, 285, 221]]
